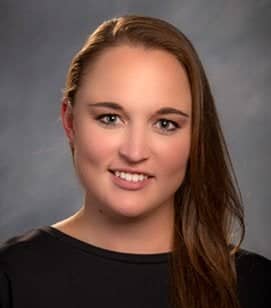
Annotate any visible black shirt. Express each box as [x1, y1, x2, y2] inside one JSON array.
[[0, 227, 270, 308]]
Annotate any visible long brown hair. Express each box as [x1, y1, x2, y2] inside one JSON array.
[[63, 15, 245, 308]]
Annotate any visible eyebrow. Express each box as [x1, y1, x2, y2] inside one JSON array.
[[87, 102, 189, 118]]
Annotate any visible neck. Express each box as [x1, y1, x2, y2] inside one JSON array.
[[57, 194, 175, 254]]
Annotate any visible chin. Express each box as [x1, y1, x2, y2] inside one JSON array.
[[105, 202, 155, 221]]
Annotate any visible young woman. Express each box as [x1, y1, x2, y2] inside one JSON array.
[[0, 15, 270, 308]]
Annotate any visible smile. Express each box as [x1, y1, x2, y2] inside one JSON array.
[[109, 170, 153, 191], [111, 170, 149, 182]]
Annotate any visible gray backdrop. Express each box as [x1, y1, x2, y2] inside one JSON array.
[[1, 0, 270, 258]]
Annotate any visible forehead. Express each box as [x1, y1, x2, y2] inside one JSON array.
[[76, 45, 192, 113]]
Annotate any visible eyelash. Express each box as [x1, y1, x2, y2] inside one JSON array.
[[95, 113, 180, 133]]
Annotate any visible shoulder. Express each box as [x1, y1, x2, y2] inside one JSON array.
[[235, 248, 271, 280], [0, 227, 60, 275], [0, 228, 49, 263], [0, 228, 53, 307], [235, 248, 271, 307]]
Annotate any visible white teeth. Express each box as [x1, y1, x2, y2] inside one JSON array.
[[124, 173, 132, 181], [114, 171, 148, 182]]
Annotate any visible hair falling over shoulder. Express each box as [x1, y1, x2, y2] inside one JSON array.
[[63, 15, 245, 308]]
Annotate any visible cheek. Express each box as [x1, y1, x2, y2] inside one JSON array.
[[158, 135, 190, 177], [73, 123, 117, 165]]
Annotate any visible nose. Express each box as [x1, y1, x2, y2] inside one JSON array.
[[118, 124, 150, 163]]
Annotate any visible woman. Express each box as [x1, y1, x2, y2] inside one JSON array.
[[0, 15, 270, 308]]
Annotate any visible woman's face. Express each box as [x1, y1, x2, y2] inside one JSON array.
[[62, 45, 192, 221]]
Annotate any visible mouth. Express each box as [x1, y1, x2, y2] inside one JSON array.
[[109, 170, 154, 190], [109, 170, 153, 180]]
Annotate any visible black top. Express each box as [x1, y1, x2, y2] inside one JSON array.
[[0, 227, 270, 308]]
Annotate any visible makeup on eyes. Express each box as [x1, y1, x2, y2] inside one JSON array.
[[89, 113, 187, 137], [86, 103, 189, 134]]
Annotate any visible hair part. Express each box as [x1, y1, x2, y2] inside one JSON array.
[[63, 15, 245, 308]]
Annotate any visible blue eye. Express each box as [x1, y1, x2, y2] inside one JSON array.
[[95, 114, 180, 133], [96, 113, 121, 126], [156, 119, 179, 132]]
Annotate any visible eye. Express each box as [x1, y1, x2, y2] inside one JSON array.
[[155, 119, 180, 132], [95, 113, 122, 126]]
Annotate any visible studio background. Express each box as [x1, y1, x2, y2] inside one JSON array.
[[0, 0, 270, 258]]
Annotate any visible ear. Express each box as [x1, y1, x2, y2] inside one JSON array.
[[61, 98, 75, 143]]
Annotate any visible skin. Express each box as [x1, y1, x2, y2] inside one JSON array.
[[54, 45, 192, 254]]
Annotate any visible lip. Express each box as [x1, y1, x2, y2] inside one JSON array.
[[109, 171, 153, 191], [109, 168, 154, 178]]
